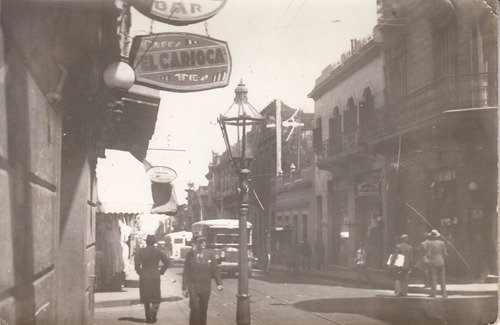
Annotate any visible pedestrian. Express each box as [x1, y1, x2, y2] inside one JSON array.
[[182, 234, 223, 325], [389, 234, 413, 296], [416, 232, 431, 288], [315, 239, 325, 271], [354, 242, 371, 287], [287, 244, 300, 272], [427, 229, 448, 298], [134, 234, 170, 324], [299, 241, 312, 270]]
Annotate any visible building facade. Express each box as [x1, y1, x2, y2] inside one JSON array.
[[0, 1, 160, 324], [200, 100, 315, 264], [256, 102, 315, 263], [204, 153, 239, 220], [310, 33, 386, 268], [372, 0, 497, 279], [310, 0, 498, 280]]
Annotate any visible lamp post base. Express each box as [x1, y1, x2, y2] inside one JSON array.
[[236, 293, 251, 325]]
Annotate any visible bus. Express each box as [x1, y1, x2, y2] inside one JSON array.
[[191, 219, 253, 277], [163, 231, 193, 264]]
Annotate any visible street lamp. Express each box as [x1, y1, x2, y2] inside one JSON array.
[[218, 80, 265, 325]]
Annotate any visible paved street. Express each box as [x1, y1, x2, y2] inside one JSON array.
[[94, 265, 497, 325], [95, 266, 392, 325]]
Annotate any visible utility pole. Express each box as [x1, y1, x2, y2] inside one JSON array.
[[276, 99, 283, 176]]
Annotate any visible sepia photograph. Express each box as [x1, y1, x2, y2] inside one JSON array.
[[0, 0, 498, 324]]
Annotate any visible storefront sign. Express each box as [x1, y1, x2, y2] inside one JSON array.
[[357, 182, 379, 196], [129, 33, 231, 92], [147, 166, 177, 183], [131, 0, 227, 25]]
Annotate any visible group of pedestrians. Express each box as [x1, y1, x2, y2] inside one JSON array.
[[134, 233, 222, 325], [133, 230, 448, 324], [387, 230, 448, 298]]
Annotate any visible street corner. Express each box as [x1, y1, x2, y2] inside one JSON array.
[[294, 295, 498, 325]]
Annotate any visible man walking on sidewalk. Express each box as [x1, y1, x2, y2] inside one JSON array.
[[390, 234, 413, 296], [427, 229, 448, 298], [182, 234, 223, 325], [299, 241, 312, 270], [135, 235, 170, 323]]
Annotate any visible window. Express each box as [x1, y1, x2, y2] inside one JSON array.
[[343, 98, 357, 134], [434, 20, 457, 79], [313, 117, 323, 152], [293, 215, 299, 244], [302, 214, 308, 241], [329, 107, 342, 153], [386, 44, 407, 101], [360, 88, 375, 136]]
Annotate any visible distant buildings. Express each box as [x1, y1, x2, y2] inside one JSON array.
[[188, 0, 497, 281]]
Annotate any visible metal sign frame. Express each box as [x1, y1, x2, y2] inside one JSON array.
[[129, 32, 232, 92]]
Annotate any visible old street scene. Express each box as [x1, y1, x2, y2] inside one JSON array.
[[0, 1, 498, 325]]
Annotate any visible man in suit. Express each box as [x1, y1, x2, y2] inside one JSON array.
[[182, 234, 223, 325], [135, 234, 170, 323], [427, 229, 448, 298]]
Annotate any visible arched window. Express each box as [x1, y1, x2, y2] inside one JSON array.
[[360, 88, 374, 137], [362, 88, 374, 110], [344, 98, 357, 134], [329, 106, 342, 153]]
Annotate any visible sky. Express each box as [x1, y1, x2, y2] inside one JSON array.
[[97, 0, 377, 206]]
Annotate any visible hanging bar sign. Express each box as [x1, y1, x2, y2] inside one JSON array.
[[129, 33, 231, 92], [131, 0, 227, 25]]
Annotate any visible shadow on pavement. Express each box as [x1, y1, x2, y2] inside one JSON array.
[[95, 296, 183, 308], [254, 272, 345, 287], [118, 317, 146, 323], [295, 296, 497, 325]]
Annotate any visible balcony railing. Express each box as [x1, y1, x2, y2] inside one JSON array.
[[275, 166, 313, 190], [370, 72, 493, 137], [318, 73, 494, 161], [323, 131, 360, 157]]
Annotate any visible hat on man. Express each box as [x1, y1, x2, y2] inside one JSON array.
[[145, 234, 157, 245], [429, 229, 440, 238]]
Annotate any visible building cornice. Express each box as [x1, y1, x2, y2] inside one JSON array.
[[308, 40, 381, 100]]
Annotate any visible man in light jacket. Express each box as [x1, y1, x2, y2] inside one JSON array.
[[427, 229, 448, 298]]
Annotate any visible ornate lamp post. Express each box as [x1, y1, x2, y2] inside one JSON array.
[[218, 80, 265, 325]]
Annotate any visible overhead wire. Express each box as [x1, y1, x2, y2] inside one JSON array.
[[271, 0, 296, 36], [267, 0, 308, 55], [248, 0, 307, 70]]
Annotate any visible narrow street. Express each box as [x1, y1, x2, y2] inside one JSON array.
[[94, 265, 497, 325], [95, 265, 392, 325]]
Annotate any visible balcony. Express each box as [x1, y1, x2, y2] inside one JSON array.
[[370, 72, 493, 138], [275, 166, 313, 192]]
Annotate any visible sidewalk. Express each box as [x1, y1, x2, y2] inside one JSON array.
[[94, 264, 498, 325], [269, 263, 499, 296], [269, 264, 498, 325], [94, 266, 190, 325]]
